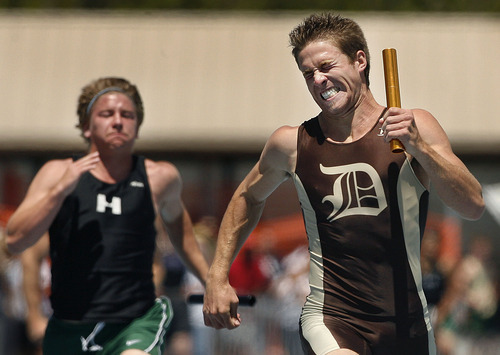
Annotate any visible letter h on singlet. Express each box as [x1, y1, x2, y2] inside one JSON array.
[[96, 194, 122, 215]]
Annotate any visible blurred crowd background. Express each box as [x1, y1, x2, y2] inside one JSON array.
[[1, 1, 499, 354]]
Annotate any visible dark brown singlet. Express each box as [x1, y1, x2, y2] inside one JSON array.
[[293, 113, 436, 355]]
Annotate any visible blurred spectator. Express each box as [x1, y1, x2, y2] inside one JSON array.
[[1, 206, 50, 355], [186, 216, 219, 355], [154, 217, 193, 355], [270, 245, 310, 355], [421, 228, 447, 324], [229, 248, 273, 296], [225, 240, 279, 355], [435, 234, 499, 355]]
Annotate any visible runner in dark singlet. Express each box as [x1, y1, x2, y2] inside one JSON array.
[[295, 114, 433, 354], [202, 13, 484, 355], [5, 77, 209, 354]]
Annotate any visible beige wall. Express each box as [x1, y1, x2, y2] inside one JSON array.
[[1, 11, 498, 153]]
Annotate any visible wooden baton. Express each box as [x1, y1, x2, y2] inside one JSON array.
[[382, 48, 405, 153]]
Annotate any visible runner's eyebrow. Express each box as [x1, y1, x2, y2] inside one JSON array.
[[301, 59, 336, 76]]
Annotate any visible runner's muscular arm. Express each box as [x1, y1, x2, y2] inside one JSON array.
[[381, 108, 484, 220], [148, 160, 210, 287], [6, 152, 100, 253], [203, 125, 297, 330]]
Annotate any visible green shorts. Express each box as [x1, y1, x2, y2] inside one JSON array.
[[43, 297, 173, 355]]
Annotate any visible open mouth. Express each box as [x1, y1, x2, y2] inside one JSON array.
[[321, 87, 340, 100]]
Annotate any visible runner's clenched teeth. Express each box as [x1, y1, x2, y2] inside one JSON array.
[[321, 87, 340, 100]]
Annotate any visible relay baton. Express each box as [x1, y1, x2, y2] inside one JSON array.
[[382, 48, 405, 153], [187, 294, 257, 307]]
